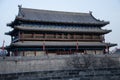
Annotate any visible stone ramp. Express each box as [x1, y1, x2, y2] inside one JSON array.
[[0, 68, 120, 80]]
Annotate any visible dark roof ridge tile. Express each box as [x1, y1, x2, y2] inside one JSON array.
[[21, 7, 89, 16], [8, 7, 109, 26]]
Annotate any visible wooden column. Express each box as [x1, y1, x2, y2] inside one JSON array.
[[74, 33, 76, 39], [62, 33, 64, 39], [21, 32, 24, 38], [84, 50, 87, 54], [91, 34, 94, 40], [83, 34, 85, 40], [18, 31, 20, 40], [69, 49, 72, 54], [32, 33, 35, 38], [34, 51, 36, 56], [94, 50, 96, 54], [45, 33, 47, 39], [23, 51, 25, 56], [68, 34, 70, 39], [14, 49, 18, 56], [55, 33, 57, 38], [46, 50, 48, 55]]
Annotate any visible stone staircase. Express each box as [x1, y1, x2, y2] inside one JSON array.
[[0, 68, 120, 80]]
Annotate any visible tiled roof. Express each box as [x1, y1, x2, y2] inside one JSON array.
[[15, 7, 109, 25], [14, 26, 111, 34], [12, 41, 106, 47]]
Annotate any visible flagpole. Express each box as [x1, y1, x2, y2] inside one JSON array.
[[2, 40, 5, 51]]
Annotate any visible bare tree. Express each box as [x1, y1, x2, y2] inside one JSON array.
[[66, 54, 120, 69], [99, 56, 120, 68]]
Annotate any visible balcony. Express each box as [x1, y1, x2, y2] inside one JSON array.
[[12, 33, 104, 42]]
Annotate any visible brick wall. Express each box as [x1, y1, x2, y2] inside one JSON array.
[[0, 54, 120, 80]]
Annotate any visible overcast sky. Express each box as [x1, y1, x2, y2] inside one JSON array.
[[0, 0, 120, 50]]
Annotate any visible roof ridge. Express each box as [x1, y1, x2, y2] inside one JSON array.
[[12, 7, 110, 26], [21, 7, 89, 15]]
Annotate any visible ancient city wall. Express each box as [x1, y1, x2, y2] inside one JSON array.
[[0, 54, 120, 80]]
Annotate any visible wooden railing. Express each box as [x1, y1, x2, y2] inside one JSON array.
[[12, 33, 104, 42]]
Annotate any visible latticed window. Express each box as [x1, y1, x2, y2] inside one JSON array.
[[35, 34, 44, 38], [47, 34, 55, 38], [64, 34, 68, 39], [69, 34, 74, 39], [57, 34, 62, 39], [23, 34, 33, 38], [75, 35, 83, 39], [84, 35, 92, 39], [93, 35, 100, 39]]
